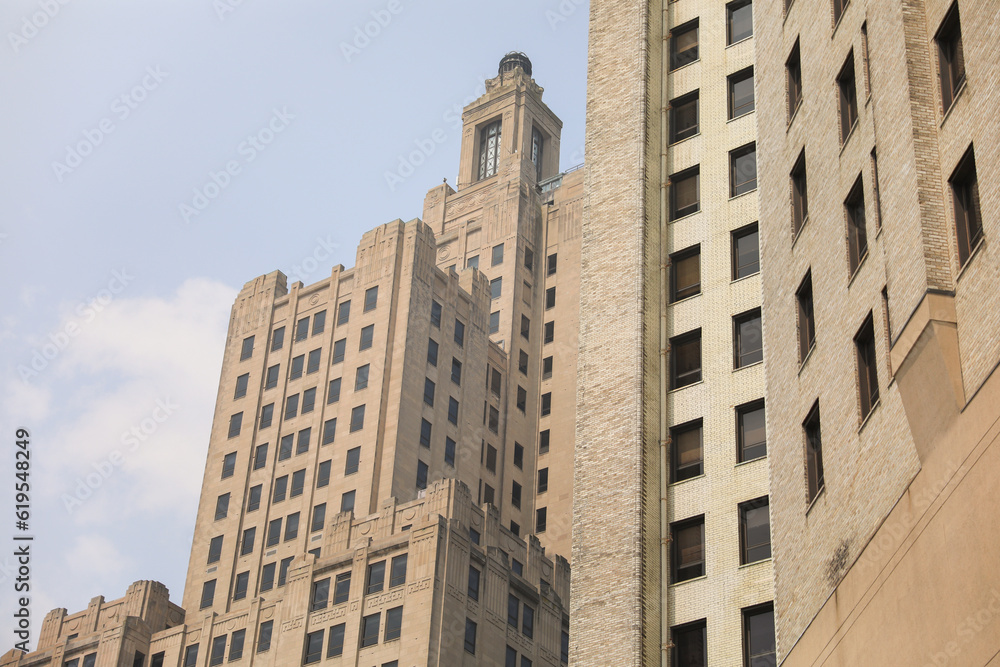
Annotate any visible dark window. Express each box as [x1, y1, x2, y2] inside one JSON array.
[[731, 143, 757, 196], [290, 354, 305, 379], [671, 516, 704, 582], [423, 378, 435, 406], [936, 3, 966, 112], [732, 223, 760, 279], [540, 429, 550, 454], [743, 603, 776, 667], [464, 619, 477, 655], [367, 561, 386, 594], [490, 311, 500, 334], [490, 367, 502, 396], [327, 624, 346, 658], [247, 484, 261, 512], [332, 338, 346, 364], [291, 469, 306, 496], [389, 554, 408, 587], [524, 246, 534, 270], [337, 300, 351, 325], [240, 336, 254, 361], [508, 594, 520, 627], [479, 120, 502, 180], [184, 647, 198, 667], [486, 444, 498, 473], [729, 67, 755, 119], [670, 329, 702, 389], [561, 631, 570, 664], [734, 309, 763, 368], [227, 414, 242, 439], [364, 286, 378, 312], [311, 578, 330, 611], [740, 497, 771, 564], [233, 572, 249, 600], [430, 300, 442, 328], [259, 563, 275, 592], [273, 476, 287, 503], [671, 419, 703, 483], [257, 621, 273, 653], [234, 373, 249, 399], [359, 325, 374, 351], [855, 313, 880, 418], [546, 286, 557, 310], [547, 253, 557, 275], [307, 349, 321, 374], [468, 565, 481, 601], [517, 386, 527, 412], [544, 321, 554, 344], [311, 310, 326, 335], [416, 460, 428, 490], [265, 364, 279, 389], [327, 378, 341, 404], [491, 277, 503, 300], [259, 403, 274, 428], [215, 493, 230, 520], [727, 0, 753, 43], [521, 315, 530, 340], [519, 350, 529, 375], [538, 467, 548, 493], [514, 442, 524, 469], [334, 572, 351, 604], [833, 0, 848, 24], [284, 512, 299, 541], [804, 402, 824, 502], [228, 632, 244, 662], [240, 527, 255, 556], [522, 604, 535, 639], [444, 437, 456, 466], [670, 19, 699, 70], [483, 484, 495, 505], [541, 392, 552, 416], [311, 503, 326, 532], [277, 556, 293, 586], [303, 631, 323, 664], [427, 339, 438, 366], [669, 91, 699, 143], [791, 150, 808, 234], [796, 271, 815, 361], [266, 518, 281, 546], [452, 358, 462, 385], [507, 646, 519, 667], [838, 53, 858, 144], [271, 327, 284, 352], [420, 419, 432, 448], [345, 447, 361, 475], [200, 580, 216, 609], [350, 405, 365, 432], [737, 401, 767, 462], [454, 320, 465, 347], [449, 398, 460, 425], [295, 317, 309, 342], [871, 148, 882, 229], [301, 389, 316, 415], [536, 507, 547, 533], [207, 535, 223, 564], [355, 364, 369, 391], [285, 394, 299, 419], [470, 528, 480, 545], [511, 559, 523, 576], [845, 177, 869, 274], [670, 245, 700, 302], [542, 356, 553, 379], [492, 243, 504, 266], [317, 460, 331, 488], [279, 434, 293, 461], [467, 255, 480, 269], [787, 40, 802, 119], [672, 620, 707, 667], [670, 166, 700, 220], [512, 481, 522, 509], [384, 606, 403, 641], [951, 145, 983, 266], [222, 451, 237, 478]]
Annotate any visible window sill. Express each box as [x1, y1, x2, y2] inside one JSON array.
[[669, 574, 707, 588], [940, 79, 968, 128], [806, 485, 826, 516], [731, 270, 760, 284], [787, 101, 802, 130], [847, 250, 869, 288], [831, 1, 850, 38], [728, 109, 755, 123], [734, 360, 764, 373], [668, 58, 701, 74], [858, 398, 880, 434], [726, 35, 754, 49], [738, 557, 772, 570], [956, 237, 985, 283], [729, 187, 758, 202], [670, 472, 705, 487], [735, 455, 766, 469], [791, 215, 810, 248], [668, 291, 701, 307], [798, 343, 817, 375], [669, 208, 701, 224], [668, 379, 704, 394], [839, 120, 859, 154], [669, 131, 701, 147]]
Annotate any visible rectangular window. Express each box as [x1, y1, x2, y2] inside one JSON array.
[[295, 317, 310, 342], [240, 527, 255, 556], [355, 364, 369, 391], [273, 476, 287, 503], [311, 310, 326, 336], [671, 419, 703, 483], [670, 19, 699, 70], [367, 561, 386, 594], [737, 400, 767, 462], [804, 402, 824, 502], [327, 377, 341, 403], [317, 459, 331, 487], [518, 350, 529, 375], [511, 481, 522, 509], [524, 246, 534, 270], [423, 378, 435, 406], [464, 619, 478, 655], [517, 386, 527, 412], [727, 0, 753, 43], [796, 271, 816, 361], [416, 460, 428, 490], [671, 516, 705, 582], [444, 437, 456, 466], [359, 325, 374, 351], [483, 484, 495, 505], [833, 0, 848, 24], [787, 40, 802, 119], [520, 314, 530, 340], [730, 143, 757, 196], [345, 447, 361, 475], [545, 287, 557, 311], [227, 414, 242, 439], [729, 67, 755, 119], [450, 398, 461, 425], [430, 300, 442, 328], [855, 313, 880, 419], [838, 53, 858, 143], [791, 150, 808, 235], [290, 354, 305, 380], [489, 311, 500, 334], [536, 507, 547, 533], [732, 223, 760, 279], [468, 565, 480, 601], [350, 405, 365, 432], [542, 356, 553, 379], [284, 512, 299, 541], [184, 647, 198, 667], [936, 3, 966, 112], [491, 277, 503, 300], [311, 503, 326, 532], [240, 336, 254, 361], [332, 338, 346, 364], [234, 373, 249, 399], [672, 621, 707, 667], [303, 630, 323, 665], [301, 389, 316, 414], [419, 419, 432, 448], [541, 392, 551, 416], [539, 429, 550, 454], [669, 245, 700, 302], [486, 444, 498, 473], [200, 580, 216, 609], [951, 145, 983, 265], [233, 572, 249, 600], [229, 630, 245, 661], [514, 441, 524, 469], [307, 349, 321, 374], [207, 535, 223, 564], [670, 329, 702, 389], [285, 394, 299, 419], [389, 553, 408, 587], [734, 309, 763, 368], [279, 434, 293, 461], [670, 166, 700, 220], [222, 452, 237, 479], [547, 252, 557, 275], [363, 286, 378, 312], [277, 556, 293, 586], [311, 578, 330, 611], [744, 603, 776, 667], [247, 484, 261, 512], [266, 518, 282, 546], [467, 255, 480, 269], [522, 604, 535, 639], [544, 321, 554, 344], [384, 606, 403, 642], [538, 467, 548, 493], [669, 90, 699, 144], [508, 594, 520, 627], [452, 358, 462, 385], [271, 327, 284, 352], [506, 647, 517, 667], [259, 562, 275, 592], [454, 320, 465, 347], [265, 364, 279, 389], [492, 243, 504, 266], [337, 300, 351, 326], [327, 624, 345, 658], [257, 621, 272, 653], [291, 469, 305, 496], [845, 176, 868, 274], [334, 572, 351, 604], [215, 493, 230, 520], [740, 497, 772, 564], [427, 338, 438, 366], [259, 403, 274, 429]]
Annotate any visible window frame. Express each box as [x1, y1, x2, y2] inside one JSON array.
[[670, 166, 700, 220], [935, 2, 966, 113], [670, 329, 702, 389], [728, 66, 755, 119], [669, 245, 701, 302], [669, 90, 700, 144], [671, 419, 703, 483], [670, 19, 699, 70]]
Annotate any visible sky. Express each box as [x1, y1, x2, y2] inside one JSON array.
[[0, 0, 588, 649]]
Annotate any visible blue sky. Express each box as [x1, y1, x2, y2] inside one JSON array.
[[0, 0, 588, 647]]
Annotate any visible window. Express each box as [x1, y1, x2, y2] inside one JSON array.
[[200, 580, 216, 609], [804, 402, 824, 502], [312, 310, 326, 335], [838, 53, 858, 143], [364, 286, 378, 312], [508, 594, 520, 627], [737, 400, 767, 462], [951, 145, 983, 265], [284, 512, 299, 540], [486, 444, 498, 473], [227, 413, 242, 439], [307, 349, 321, 374], [328, 377, 341, 404], [490, 367, 502, 395], [301, 389, 316, 415], [489, 311, 500, 334], [670, 329, 702, 389], [334, 572, 351, 604], [266, 518, 281, 546], [539, 429, 550, 454], [669, 246, 700, 302], [671, 419, 703, 483], [491, 277, 503, 300], [536, 507, 547, 533], [290, 354, 305, 380], [449, 398, 460, 425], [744, 604, 776, 667], [273, 476, 287, 503], [791, 150, 809, 234], [332, 338, 346, 364], [670, 19, 699, 70], [240, 527, 255, 555], [215, 493, 230, 520], [384, 606, 403, 642], [423, 378, 436, 407], [542, 356, 553, 379], [740, 497, 772, 564], [517, 386, 527, 412], [541, 392, 552, 416], [547, 252, 557, 275], [311, 503, 326, 532], [671, 516, 704, 582], [734, 309, 763, 368], [277, 556, 293, 586], [303, 630, 323, 664], [787, 40, 802, 119], [530, 126, 545, 180], [259, 563, 275, 592], [295, 316, 309, 342], [512, 442, 524, 469], [259, 403, 274, 428], [511, 559, 523, 576], [310, 578, 330, 611], [207, 535, 223, 564], [345, 447, 360, 475], [350, 405, 365, 432], [479, 120, 502, 181], [279, 434, 293, 460], [430, 300, 442, 328], [468, 565, 480, 601], [389, 553, 408, 587], [672, 621, 706, 667], [247, 484, 261, 512], [427, 339, 438, 366], [522, 604, 535, 639], [336, 300, 351, 326], [538, 467, 548, 492], [833, 0, 848, 24], [469, 527, 480, 545], [451, 358, 462, 385], [445, 437, 456, 466], [491, 243, 505, 267], [669, 91, 699, 144], [367, 561, 386, 594], [727, 0, 753, 43], [936, 3, 966, 112], [561, 631, 569, 664], [467, 255, 480, 269], [355, 364, 369, 391], [234, 373, 249, 399], [416, 460, 428, 490], [264, 364, 279, 389], [183, 647, 198, 667], [418, 419, 432, 448], [730, 223, 759, 280], [520, 314, 530, 340], [793, 272, 816, 363], [728, 67, 755, 119], [228, 631, 244, 661], [464, 619, 478, 655], [222, 452, 237, 478], [518, 350, 529, 375], [285, 394, 299, 419], [257, 621, 273, 653], [511, 481, 522, 509], [730, 143, 757, 196], [454, 320, 465, 347], [291, 469, 306, 496], [271, 327, 284, 351], [326, 624, 345, 658], [483, 484, 495, 505], [855, 313, 880, 418], [233, 571, 249, 600], [670, 166, 700, 220], [545, 287, 557, 311], [359, 325, 374, 350], [506, 647, 518, 667], [240, 336, 254, 361]]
